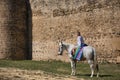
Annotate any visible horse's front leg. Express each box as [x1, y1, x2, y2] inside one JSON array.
[[70, 59, 76, 75]]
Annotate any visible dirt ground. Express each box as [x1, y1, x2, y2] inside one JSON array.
[[0, 68, 83, 80]]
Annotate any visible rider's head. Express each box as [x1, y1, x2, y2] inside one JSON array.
[[77, 31, 81, 36]]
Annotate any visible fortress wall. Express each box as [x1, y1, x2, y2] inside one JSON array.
[[30, 0, 120, 63], [0, 0, 118, 62]]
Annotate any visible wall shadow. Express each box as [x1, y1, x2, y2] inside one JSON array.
[[6, 0, 33, 60], [25, 0, 32, 60]]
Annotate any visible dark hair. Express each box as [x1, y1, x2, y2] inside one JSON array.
[[77, 31, 81, 36]]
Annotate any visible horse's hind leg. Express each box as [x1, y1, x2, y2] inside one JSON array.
[[88, 60, 94, 77], [96, 64, 99, 77], [90, 64, 94, 77]]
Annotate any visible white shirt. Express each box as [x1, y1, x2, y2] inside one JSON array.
[[77, 36, 84, 47]]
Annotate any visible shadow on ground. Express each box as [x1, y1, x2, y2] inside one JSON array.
[[76, 74, 113, 77]]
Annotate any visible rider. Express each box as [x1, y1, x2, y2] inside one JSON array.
[[72, 31, 85, 60]]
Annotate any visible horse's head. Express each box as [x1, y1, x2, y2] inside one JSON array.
[[58, 41, 64, 55]]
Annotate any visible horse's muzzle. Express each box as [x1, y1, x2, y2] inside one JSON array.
[[58, 52, 62, 55]]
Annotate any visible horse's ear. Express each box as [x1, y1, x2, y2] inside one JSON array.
[[57, 37, 61, 43], [61, 41, 63, 44], [56, 40, 59, 44]]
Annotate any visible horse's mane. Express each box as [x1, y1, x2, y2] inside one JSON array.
[[62, 42, 74, 46], [62, 42, 75, 49]]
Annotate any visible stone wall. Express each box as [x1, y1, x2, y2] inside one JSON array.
[[30, 0, 120, 63], [0, 0, 29, 60], [0, 0, 119, 63]]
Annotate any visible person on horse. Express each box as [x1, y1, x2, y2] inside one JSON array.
[[72, 31, 85, 60]]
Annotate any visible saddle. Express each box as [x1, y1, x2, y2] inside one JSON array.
[[71, 48, 76, 56]]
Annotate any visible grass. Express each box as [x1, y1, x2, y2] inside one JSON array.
[[0, 60, 120, 80]]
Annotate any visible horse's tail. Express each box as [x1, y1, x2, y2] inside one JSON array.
[[93, 48, 99, 74]]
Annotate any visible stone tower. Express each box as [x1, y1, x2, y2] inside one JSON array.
[[0, 0, 32, 60]]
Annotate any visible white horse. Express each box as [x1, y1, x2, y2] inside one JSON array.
[[58, 41, 99, 77]]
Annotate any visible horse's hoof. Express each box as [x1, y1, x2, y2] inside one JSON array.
[[71, 73, 75, 76], [90, 76, 93, 78], [97, 75, 99, 78], [97, 73, 99, 77]]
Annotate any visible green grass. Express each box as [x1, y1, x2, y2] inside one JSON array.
[[0, 60, 120, 80]]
